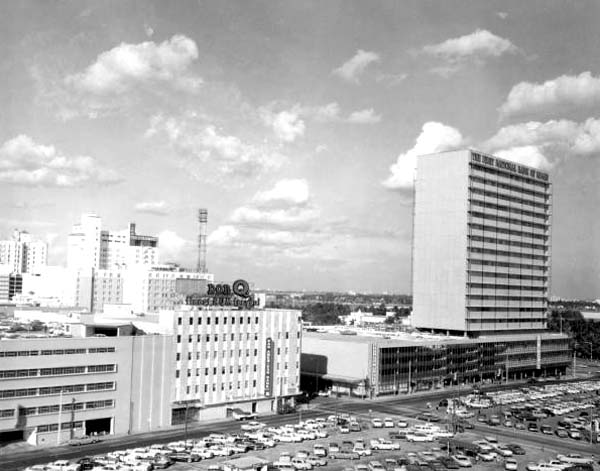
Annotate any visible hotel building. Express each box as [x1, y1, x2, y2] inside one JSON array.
[[412, 149, 551, 335]]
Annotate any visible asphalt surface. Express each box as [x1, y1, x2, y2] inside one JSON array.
[[3, 381, 600, 471]]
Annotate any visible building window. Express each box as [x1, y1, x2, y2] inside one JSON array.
[[176, 353, 181, 361], [205, 368, 209, 375], [177, 335, 181, 343], [177, 317, 182, 325], [285, 332, 289, 339], [176, 370, 180, 378], [188, 335, 192, 343], [189, 317, 194, 325], [231, 333, 235, 341]]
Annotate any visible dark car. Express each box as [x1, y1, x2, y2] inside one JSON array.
[[540, 425, 553, 435], [77, 458, 97, 471], [439, 457, 460, 469], [389, 430, 407, 439], [153, 456, 174, 468], [170, 452, 200, 463], [428, 461, 446, 471], [527, 422, 539, 433], [506, 444, 526, 455]]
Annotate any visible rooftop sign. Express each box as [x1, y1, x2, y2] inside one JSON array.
[[471, 151, 549, 182], [185, 279, 259, 309]]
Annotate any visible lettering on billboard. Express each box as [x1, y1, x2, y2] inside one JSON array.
[[471, 152, 549, 182], [264, 338, 274, 396], [185, 279, 259, 308]]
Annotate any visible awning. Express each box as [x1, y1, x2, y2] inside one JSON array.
[[321, 374, 365, 385]]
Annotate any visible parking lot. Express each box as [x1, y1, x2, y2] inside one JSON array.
[[20, 379, 600, 471]]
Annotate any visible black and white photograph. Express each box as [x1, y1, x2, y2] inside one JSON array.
[[0, 2, 599, 471]]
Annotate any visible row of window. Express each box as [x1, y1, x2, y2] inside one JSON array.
[[466, 307, 546, 312], [181, 379, 260, 395], [470, 198, 549, 221], [469, 223, 548, 242], [0, 347, 115, 357], [0, 364, 115, 379], [467, 318, 547, 324], [0, 381, 115, 399], [176, 346, 294, 361], [470, 163, 550, 190], [12, 399, 115, 418], [468, 235, 547, 252], [467, 283, 546, 292], [470, 210, 548, 231], [469, 175, 549, 202], [468, 259, 548, 272], [37, 421, 84, 433], [177, 315, 261, 326], [467, 294, 546, 301], [468, 270, 547, 282], [468, 246, 548, 262], [469, 186, 549, 211], [176, 331, 297, 344]]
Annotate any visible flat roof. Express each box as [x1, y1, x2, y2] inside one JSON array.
[[303, 329, 569, 347]]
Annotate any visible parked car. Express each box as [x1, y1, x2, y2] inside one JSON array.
[[451, 455, 472, 468], [505, 458, 518, 471], [384, 418, 395, 428], [372, 418, 384, 428]]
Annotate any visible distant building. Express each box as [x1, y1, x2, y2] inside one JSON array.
[[67, 214, 158, 271], [412, 150, 551, 335], [0, 230, 47, 274]]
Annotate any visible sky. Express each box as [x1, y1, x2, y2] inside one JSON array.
[[1, 1, 599, 298]]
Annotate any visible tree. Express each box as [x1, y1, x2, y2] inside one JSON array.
[[301, 303, 349, 325]]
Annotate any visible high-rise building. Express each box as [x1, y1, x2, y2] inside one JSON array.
[[0, 230, 47, 274], [67, 214, 158, 271], [412, 149, 551, 335]]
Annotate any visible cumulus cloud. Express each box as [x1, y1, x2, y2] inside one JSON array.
[[259, 102, 382, 139], [347, 108, 382, 124], [422, 29, 518, 76], [145, 113, 284, 180], [495, 146, 552, 170], [483, 117, 600, 168], [207, 225, 240, 247], [499, 71, 600, 117], [260, 108, 305, 142], [134, 200, 169, 215], [157, 230, 187, 261], [66, 34, 202, 95], [252, 179, 310, 208], [0, 135, 121, 187], [423, 29, 517, 61], [333, 49, 381, 83], [383, 122, 466, 190]]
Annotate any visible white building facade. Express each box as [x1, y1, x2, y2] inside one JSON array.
[[412, 149, 551, 335], [0, 230, 47, 274]]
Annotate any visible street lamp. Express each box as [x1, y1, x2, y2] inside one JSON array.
[[174, 400, 200, 449]]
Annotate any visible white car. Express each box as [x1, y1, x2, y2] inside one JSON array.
[[47, 460, 80, 471], [370, 438, 401, 450], [241, 421, 265, 431], [313, 429, 329, 438], [494, 445, 514, 457], [477, 451, 498, 462], [314, 445, 327, 457], [306, 456, 327, 467], [384, 418, 395, 428], [451, 455, 472, 468], [505, 458, 518, 471], [397, 421, 408, 428], [210, 446, 234, 456], [473, 440, 494, 452], [371, 418, 384, 428], [191, 448, 214, 459], [557, 454, 595, 465], [406, 432, 434, 442]]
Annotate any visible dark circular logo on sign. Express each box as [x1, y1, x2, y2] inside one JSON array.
[[232, 279, 250, 298]]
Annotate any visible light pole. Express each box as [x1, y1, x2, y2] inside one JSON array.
[[56, 387, 64, 446]]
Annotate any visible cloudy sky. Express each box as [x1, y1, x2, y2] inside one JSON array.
[[1, 1, 599, 297]]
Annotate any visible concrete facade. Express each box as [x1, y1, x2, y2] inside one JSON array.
[[412, 149, 551, 335]]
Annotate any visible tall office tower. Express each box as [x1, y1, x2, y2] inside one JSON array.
[[412, 149, 551, 336], [0, 230, 47, 274]]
